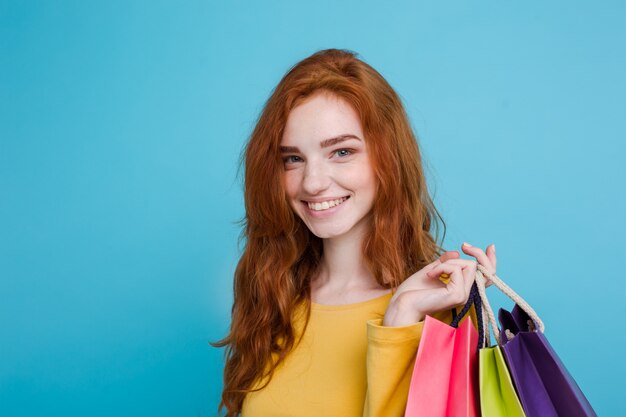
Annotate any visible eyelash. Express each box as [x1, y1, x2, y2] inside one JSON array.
[[282, 149, 354, 164]]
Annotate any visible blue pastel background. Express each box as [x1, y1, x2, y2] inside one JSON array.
[[2, 1, 624, 416]]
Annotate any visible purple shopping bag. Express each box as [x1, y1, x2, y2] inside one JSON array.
[[498, 304, 597, 417]]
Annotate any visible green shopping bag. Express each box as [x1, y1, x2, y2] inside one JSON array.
[[476, 265, 526, 417], [479, 345, 525, 417]]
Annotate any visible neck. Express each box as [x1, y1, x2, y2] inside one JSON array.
[[312, 220, 380, 293]]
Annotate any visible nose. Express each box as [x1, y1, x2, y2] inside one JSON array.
[[302, 160, 331, 195]]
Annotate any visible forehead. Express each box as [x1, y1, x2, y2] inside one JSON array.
[[281, 92, 364, 145]]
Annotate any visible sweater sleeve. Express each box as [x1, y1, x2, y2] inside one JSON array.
[[362, 318, 424, 417], [362, 306, 478, 417]]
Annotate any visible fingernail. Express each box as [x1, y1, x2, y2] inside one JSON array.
[[463, 242, 472, 247]]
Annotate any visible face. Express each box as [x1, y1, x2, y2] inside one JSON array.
[[280, 91, 377, 240]]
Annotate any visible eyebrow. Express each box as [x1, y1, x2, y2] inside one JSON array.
[[279, 134, 362, 153]]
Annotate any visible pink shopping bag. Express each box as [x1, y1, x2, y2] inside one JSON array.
[[405, 284, 481, 417]]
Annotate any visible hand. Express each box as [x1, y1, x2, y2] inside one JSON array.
[[383, 251, 477, 327], [458, 242, 497, 287]]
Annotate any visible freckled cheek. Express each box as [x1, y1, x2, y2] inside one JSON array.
[[352, 169, 378, 201], [283, 172, 301, 201], [344, 167, 376, 190]]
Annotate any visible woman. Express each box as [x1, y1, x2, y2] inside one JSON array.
[[214, 48, 497, 417]]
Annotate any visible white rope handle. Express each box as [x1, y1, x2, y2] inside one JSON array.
[[475, 268, 500, 344], [474, 264, 545, 341]]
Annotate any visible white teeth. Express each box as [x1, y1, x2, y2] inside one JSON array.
[[307, 197, 348, 211]]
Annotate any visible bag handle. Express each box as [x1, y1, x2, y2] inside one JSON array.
[[450, 282, 485, 352], [474, 264, 545, 345]]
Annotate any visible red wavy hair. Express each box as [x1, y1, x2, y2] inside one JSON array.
[[212, 48, 447, 416]]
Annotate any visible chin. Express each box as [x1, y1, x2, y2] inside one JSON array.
[[306, 223, 354, 239]]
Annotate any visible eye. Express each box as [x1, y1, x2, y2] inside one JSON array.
[[334, 148, 354, 158], [282, 155, 302, 164]]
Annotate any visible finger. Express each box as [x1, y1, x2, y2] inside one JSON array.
[[426, 259, 476, 278], [461, 260, 477, 298], [462, 242, 494, 272], [487, 244, 497, 269], [450, 259, 489, 291], [424, 250, 460, 272], [435, 258, 478, 302], [445, 259, 487, 291], [440, 250, 460, 263], [427, 263, 468, 305], [441, 259, 477, 269], [427, 263, 463, 280]]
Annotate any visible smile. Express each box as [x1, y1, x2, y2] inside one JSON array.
[[304, 196, 350, 211]]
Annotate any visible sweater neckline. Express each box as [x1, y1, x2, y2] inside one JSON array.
[[310, 291, 393, 311]]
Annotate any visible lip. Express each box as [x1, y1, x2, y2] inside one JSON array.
[[301, 196, 350, 204], [301, 196, 350, 218]]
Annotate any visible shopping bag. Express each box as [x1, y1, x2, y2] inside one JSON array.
[[473, 267, 526, 417], [498, 304, 597, 417], [473, 264, 597, 417], [479, 345, 526, 417], [405, 283, 483, 417]]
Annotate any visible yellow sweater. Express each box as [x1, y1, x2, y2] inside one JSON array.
[[241, 293, 477, 417]]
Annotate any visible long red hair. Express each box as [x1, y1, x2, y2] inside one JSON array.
[[212, 48, 447, 416]]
